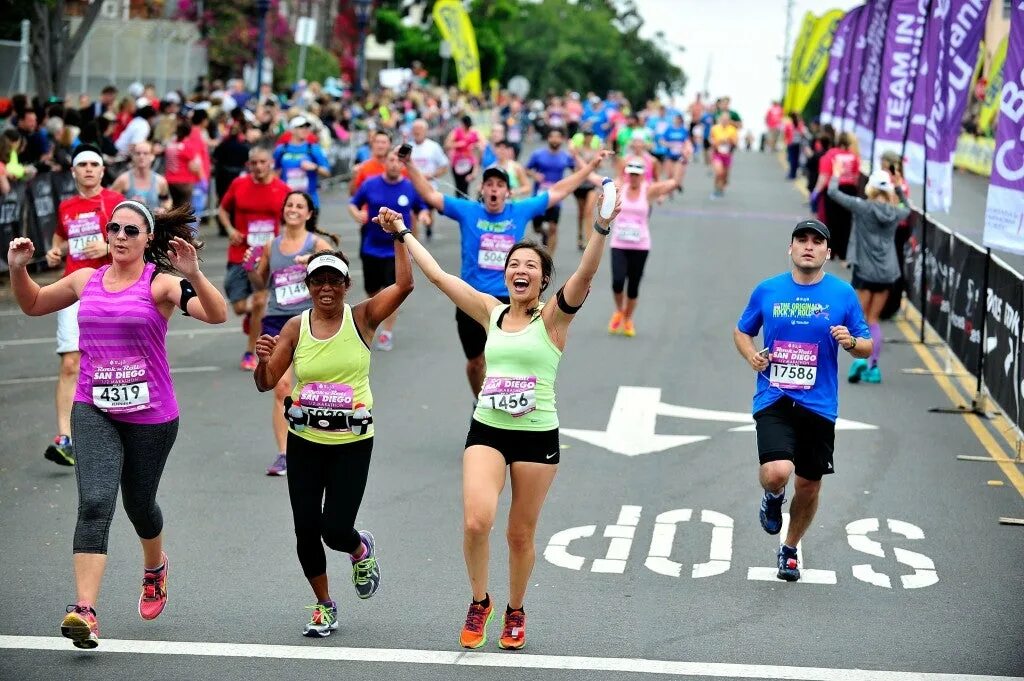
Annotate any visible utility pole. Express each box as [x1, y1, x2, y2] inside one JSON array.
[[781, 0, 795, 101]]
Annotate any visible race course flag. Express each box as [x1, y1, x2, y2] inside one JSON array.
[[821, 7, 861, 126], [432, 0, 483, 96], [786, 9, 845, 115], [983, 2, 1024, 256]]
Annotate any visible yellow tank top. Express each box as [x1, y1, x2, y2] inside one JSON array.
[[290, 306, 373, 445]]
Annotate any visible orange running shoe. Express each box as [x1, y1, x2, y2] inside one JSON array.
[[459, 598, 494, 649], [498, 607, 526, 650], [61, 604, 99, 649], [608, 311, 624, 334], [623, 319, 636, 337]]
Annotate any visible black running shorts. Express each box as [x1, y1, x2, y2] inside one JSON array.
[[465, 418, 560, 465], [753, 398, 835, 481], [456, 296, 510, 359]]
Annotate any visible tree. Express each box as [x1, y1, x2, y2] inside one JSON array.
[[11, 0, 105, 100]]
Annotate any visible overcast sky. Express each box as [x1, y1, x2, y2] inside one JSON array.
[[633, 0, 862, 134]]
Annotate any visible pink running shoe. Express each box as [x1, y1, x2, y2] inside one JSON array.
[[139, 552, 169, 620], [61, 604, 99, 649]]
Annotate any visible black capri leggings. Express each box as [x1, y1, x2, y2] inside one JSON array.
[[452, 168, 473, 199], [286, 432, 373, 578], [611, 248, 650, 299], [70, 402, 178, 554]]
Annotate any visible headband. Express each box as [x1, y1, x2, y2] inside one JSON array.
[[72, 150, 103, 166], [113, 200, 156, 233]]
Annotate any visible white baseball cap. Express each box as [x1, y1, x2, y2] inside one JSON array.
[[289, 115, 310, 128], [866, 169, 894, 193], [625, 160, 645, 175]]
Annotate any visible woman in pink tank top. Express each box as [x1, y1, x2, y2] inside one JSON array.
[[607, 157, 683, 338], [7, 200, 227, 649]]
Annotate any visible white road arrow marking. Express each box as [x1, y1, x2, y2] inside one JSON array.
[[562, 386, 877, 455], [561, 387, 708, 456]]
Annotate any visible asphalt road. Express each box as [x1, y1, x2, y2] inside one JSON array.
[[0, 152, 1021, 681]]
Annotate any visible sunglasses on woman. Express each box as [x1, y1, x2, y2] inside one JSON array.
[[106, 222, 145, 238]]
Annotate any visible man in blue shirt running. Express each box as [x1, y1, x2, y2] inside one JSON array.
[[274, 116, 331, 207], [525, 128, 575, 256], [402, 147, 607, 396], [733, 219, 871, 582], [349, 149, 427, 351]]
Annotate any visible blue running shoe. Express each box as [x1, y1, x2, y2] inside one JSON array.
[[847, 358, 868, 384], [759, 490, 785, 535], [351, 530, 380, 599], [862, 366, 882, 384], [777, 545, 800, 581]]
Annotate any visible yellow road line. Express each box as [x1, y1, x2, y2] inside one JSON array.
[[894, 314, 1024, 499], [899, 303, 1024, 462]]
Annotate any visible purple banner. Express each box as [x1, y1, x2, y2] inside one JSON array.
[[983, 3, 1024, 255], [821, 8, 861, 126], [872, 0, 926, 168], [854, 0, 892, 160], [839, 3, 873, 133]]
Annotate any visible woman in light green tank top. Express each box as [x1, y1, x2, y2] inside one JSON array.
[[252, 243, 413, 638], [374, 183, 620, 650]]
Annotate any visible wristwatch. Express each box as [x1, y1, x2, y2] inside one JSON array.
[[392, 228, 413, 243], [845, 338, 856, 351]]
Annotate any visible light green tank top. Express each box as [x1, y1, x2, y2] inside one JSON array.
[[290, 306, 374, 445], [473, 304, 562, 431]]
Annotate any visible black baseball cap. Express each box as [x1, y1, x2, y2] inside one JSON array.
[[481, 166, 510, 185], [792, 219, 830, 241]]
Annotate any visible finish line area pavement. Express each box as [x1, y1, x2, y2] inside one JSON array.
[[0, 153, 1021, 680]]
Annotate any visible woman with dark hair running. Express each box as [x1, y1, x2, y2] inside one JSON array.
[[8, 201, 228, 649], [374, 183, 620, 650], [247, 190, 339, 476], [252, 228, 413, 638]]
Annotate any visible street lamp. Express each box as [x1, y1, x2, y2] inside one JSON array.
[[253, 0, 271, 97], [353, 0, 374, 98]]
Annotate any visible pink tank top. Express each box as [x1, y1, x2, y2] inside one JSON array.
[[74, 262, 179, 424], [610, 183, 651, 251]]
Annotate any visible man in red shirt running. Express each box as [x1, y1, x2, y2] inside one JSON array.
[[217, 146, 290, 370], [43, 145, 125, 465]]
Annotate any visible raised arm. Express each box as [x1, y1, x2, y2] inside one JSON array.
[[543, 185, 620, 343], [646, 162, 684, 201], [355, 213, 415, 334], [374, 206, 498, 327], [547, 150, 610, 207], [825, 175, 865, 213], [7, 238, 88, 315], [254, 315, 300, 391], [158, 236, 228, 324], [401, 151, 445, 210]]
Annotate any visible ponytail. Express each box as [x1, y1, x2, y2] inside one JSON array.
[[149, 204, 204, 273]]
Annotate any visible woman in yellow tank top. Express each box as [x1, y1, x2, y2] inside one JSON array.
[[251, 243, 413, 639], [375, 182, 620, 652]]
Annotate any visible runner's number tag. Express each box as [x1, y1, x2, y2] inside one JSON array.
[[247, 219, 276, 247], [480, 376, 537, 417], [477, 233, 515, 271], [68, 213, 103, 261], [299, 382, 354, 431], [285, 167, 309, 192], [615, 219, 643, 243], [768, 341, 818, 389], [273, 265, 310, 306], [92, 357, 151, 413]]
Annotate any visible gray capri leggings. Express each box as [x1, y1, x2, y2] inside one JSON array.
[[70, 402, 179, 554]]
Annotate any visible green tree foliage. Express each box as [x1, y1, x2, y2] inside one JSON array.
[[281, 43, 341, 86], [374, 0, 684, 104]]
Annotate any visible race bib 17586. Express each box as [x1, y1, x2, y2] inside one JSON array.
[[769, 340, 818, 390]]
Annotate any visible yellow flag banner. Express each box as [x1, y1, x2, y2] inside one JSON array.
[[788, 9, 845, 115], [432, 0, 483, 95], [979, 36, 1008, 134], [784, 12, 817, 112]]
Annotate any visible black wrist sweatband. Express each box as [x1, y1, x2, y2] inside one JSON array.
[[392, 228, 412, 242], [593, 221, 610, 236]]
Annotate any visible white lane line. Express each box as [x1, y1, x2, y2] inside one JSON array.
[[0, 637, 1018, 680], [0, 366, 219, 386]]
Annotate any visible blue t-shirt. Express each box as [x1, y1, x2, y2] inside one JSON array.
[[274, 142, 330, 207], [441, 194, 550, 296], [660, 126, 690, 159], [646, 116, 669, 154], [481, 144, 498, 169], [737, 273, 869, 421], [583, 109, 611, 140], [525, 148, 574, 196], [350, 176, 425, 258]]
